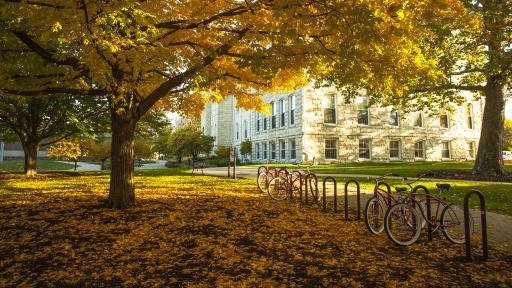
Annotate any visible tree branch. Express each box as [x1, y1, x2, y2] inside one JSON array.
[[139, 28, 250, 116], [3, 0, 67, 9], [1, 87, 107, 96], [11, 31, 89, 75]]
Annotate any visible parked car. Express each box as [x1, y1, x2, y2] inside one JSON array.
[[502, 151, 512, 160]]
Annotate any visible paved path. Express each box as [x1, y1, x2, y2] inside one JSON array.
[[57, 160, 168, 171], [198, 166, 512, 250], [57, 161, 101, 171]]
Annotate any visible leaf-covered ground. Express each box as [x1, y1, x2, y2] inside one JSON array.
[[0, 171, 511, 287]]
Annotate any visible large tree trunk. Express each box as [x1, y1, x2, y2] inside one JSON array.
[[107, 111, 137, 209], [474, 74, 508, 176], [23, 141, 39, 176]]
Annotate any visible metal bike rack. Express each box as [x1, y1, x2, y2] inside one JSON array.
[[322, 177, 337, 213], [464, 190, 488, 261], [344, 180, 361, 221], [304, 173, 318, 205], [411, 185, 433, 242]]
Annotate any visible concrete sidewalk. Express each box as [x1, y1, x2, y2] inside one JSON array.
[[57, 160, 168, 171], [198, 166, 512, 250]]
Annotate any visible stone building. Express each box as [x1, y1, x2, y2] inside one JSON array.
[[201, 86, 482, 164]]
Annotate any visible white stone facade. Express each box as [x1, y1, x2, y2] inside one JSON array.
[[201, 86, 483, 164]]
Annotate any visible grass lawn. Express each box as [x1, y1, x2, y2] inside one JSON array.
[[0, 159, 75, 172], [0, 169, 511, 287], [324, 176, 512, 216], [248, 161, 512, 177]]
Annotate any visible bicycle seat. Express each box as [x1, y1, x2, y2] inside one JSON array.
[[436, 183, 452, 190], [395, 187, 408, 193]]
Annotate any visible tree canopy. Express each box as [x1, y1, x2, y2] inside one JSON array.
[[2, 0, 505, 206]]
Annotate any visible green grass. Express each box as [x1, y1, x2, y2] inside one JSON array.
[[0, 159, 75, 172], [318, 175, 512, 216], [249, 161, 512, 177]]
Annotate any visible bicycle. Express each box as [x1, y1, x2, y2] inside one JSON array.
[[257, 164, 287, 193], [364, 172, 435, 235], [384, 183, 474, 246], [364, 173, 408, 235]]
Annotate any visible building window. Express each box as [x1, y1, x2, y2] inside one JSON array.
[[389, 140, 400, 159], [440, 111, 449, 128], [271, 102, 276, 129], [359, 139, 371, 159], [280, 140, 286, 160], [289, 94, 296, 126], [356, 96, 370, 125], [466, 104, 474, 129], [236, 123, 239, 140], [389, 108, 399, 127], [325, 139, 338, 159], [279, 99, 286, 127], [414, 141, 425, 159], [442, 141, 451, 159], [256, 113, 260, 133], [243, 120, 248, 139], [468, 142, 475, 158], [255, 143, 260, 159], [290, 139, 297, 160], [270, 142, 277, 160], [263, 143, 268, 160], [413, 111, 423, 127], [263, 113, 267, 131], [324, 93, 336, 124]]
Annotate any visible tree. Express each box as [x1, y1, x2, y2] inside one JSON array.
[[0, 94, 107, 176], [2, 0, 477, 207], [0, 1, 313, 208], [240, 140, 252, 160], [47, 139, 88, 171], [305, 1, 511, 176], [163, 127, 214, 162], [84, 139, 111, 170]]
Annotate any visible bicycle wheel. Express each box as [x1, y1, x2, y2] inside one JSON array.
[[267, 177, 289, 200], [257, 172, 269, 193], [441, 204, 473, 244], [384, 203, 422, 246], [364, 196, 385, 234]]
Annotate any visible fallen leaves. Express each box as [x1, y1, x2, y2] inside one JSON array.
[[0, 172, 511, 287]]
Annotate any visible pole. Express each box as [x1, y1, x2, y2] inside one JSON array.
[[233, 147, 237, 179], [228, 147, 231, 178], [0, 140, 4, 163]]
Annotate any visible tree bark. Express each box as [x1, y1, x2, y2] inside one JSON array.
[[107, 111, 137, 209], [100, 158, 106, 170], [474, 74, 508, 176], [23, 141, 39, 176]]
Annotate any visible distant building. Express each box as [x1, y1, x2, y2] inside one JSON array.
[[201, 86, 482, 164]]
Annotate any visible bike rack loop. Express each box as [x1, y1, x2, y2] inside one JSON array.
[[464, 190, 488, 261], [304, 173, 318, 205], [344, 180, 361, 221], [411, 185, 433, 242], [290, 171, 303, 202], [322, 177, 337, 213]]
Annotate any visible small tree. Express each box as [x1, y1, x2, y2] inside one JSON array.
[[134, 138, 154, 160], [165, 127, 214, 162], [215, 146, 231, 159], [47, 139, 88, 171], [187, 134, 215, 160], [84, 140, 111, 170], [240, 140, 252, 161]]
